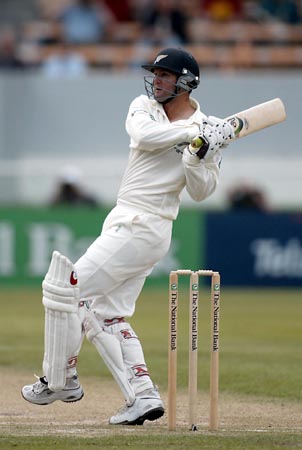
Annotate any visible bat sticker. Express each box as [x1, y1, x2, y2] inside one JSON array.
[[227, 116, 245, 136]]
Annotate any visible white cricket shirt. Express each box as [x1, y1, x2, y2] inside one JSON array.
[[117, 94, 221, 220]]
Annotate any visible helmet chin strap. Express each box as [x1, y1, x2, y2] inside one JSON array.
[[157, 95, 175, 105], [155, 81, 186, 104]]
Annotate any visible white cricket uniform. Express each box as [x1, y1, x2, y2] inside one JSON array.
[[75, 94, 221, 320]]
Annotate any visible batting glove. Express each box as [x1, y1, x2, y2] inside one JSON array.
[[189, 116, 235, 161]]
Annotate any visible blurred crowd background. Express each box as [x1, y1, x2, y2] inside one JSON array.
[[0, 0, 302, 71]]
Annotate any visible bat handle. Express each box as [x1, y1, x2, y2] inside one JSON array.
[[191, 137, 206, 149], [191, 118, 241, 150]]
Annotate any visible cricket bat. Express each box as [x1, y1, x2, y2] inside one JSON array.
[[191, 98, 286, 149]]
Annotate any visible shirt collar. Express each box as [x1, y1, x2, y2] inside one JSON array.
[[152, 96, 204, 123]]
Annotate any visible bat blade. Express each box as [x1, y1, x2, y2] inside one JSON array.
[[226, 98, 286, 139], [190, 98, 286, 150]]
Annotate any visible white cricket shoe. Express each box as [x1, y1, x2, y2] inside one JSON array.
[[21, 375, 84, 405], [109, 388, 164, 426]]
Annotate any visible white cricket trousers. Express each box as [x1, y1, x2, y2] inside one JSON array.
[[75, 204, 172, 319]]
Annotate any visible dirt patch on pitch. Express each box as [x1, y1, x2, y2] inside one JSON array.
[[1, 368, 301, 437]]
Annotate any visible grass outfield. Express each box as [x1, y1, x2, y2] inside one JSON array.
[[1, 286, 302, 449]]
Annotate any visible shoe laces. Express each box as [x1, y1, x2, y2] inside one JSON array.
[[32, 375, 48, 394], [115, 401, 133, 415]]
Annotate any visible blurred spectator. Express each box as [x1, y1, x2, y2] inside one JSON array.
[[227, 183, 269, 212], [102, 0, 132, 22], [261, 0, 301, 24], [51, 166, 98, 207], [244, 0, 301, 23], [36, 0, 73, 21], [200, 0, 244, 21], [0, 27, 26, 69], [138, 0, 189, 46], [130, 0, 189, 67], [41, 43, 88, 78], [129, 0, 156, 22], [57, 0, 115, 44]]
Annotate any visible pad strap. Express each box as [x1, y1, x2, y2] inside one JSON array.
[[85, 311, 136, 405]]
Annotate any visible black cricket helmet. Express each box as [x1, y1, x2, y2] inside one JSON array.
[[142, 47, 200, 103]]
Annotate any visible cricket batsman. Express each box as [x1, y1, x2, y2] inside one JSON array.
[[22, 47, 234, 425]]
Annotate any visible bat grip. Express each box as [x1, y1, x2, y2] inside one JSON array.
[[191, 137, 206, 149], [189, 137, 209, 160]]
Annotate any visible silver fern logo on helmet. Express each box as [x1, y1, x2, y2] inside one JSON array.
[[154, 54, 168, 64]]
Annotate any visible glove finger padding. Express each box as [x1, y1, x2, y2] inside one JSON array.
[[190, 122, 222, 161], [189, 116, 235, 162], [207, 115, 235, 141]]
